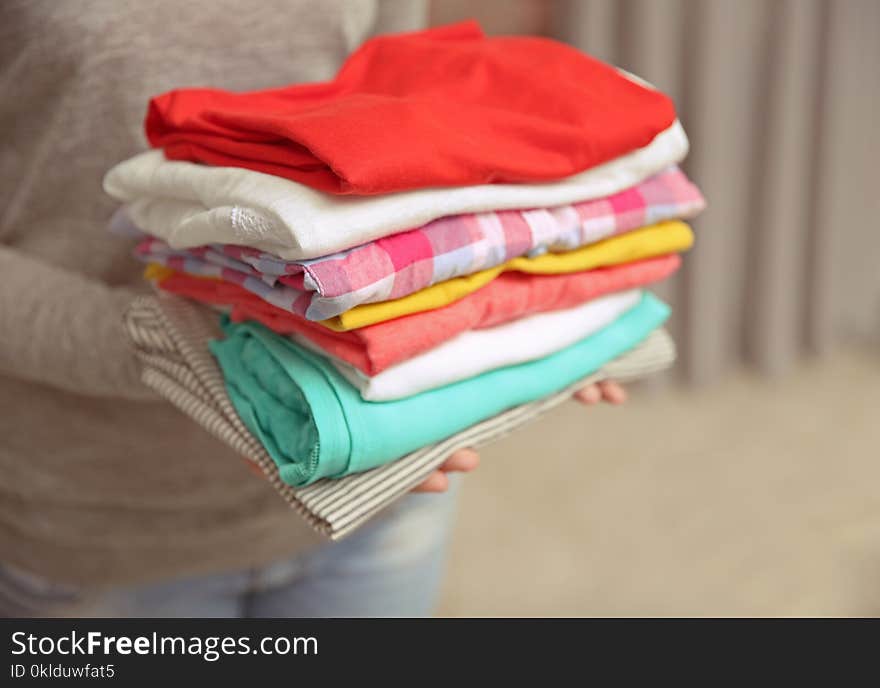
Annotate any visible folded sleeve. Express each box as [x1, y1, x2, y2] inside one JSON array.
[[0, 245, 158, 400]]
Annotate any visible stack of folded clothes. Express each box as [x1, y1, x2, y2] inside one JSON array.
[[105, 22, 705, 537]]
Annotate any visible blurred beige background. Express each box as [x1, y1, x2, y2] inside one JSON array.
[[429, 0, 880, 616]]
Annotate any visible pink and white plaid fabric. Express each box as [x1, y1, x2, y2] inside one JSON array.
[[136, 166, 704, 321]]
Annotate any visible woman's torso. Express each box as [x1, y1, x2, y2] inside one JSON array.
[[0, 0, 406, 586]]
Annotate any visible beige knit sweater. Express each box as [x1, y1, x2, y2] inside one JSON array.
[[0, 0, 426, 586]]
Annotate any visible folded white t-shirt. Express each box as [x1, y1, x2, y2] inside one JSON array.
[[103, 121, 688, 260], [307, 289, 643, 401]]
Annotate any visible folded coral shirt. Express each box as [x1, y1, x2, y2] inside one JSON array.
[[135, 166, 704, 320], [318, 290, 642, 401], [145, 21, 676, 195], [145, 220, 693, 330], [151, 253, 681, 376], [103, 120, 688, 260]]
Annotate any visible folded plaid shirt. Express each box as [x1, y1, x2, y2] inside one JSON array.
[[135, 166, 704, 321]]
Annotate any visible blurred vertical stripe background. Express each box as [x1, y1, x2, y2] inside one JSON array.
[[433, 0, 880, 384]]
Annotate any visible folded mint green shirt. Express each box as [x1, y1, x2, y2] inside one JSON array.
[[210, 292, 670, 486]]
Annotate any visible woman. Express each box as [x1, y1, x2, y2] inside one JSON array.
[[0, 0, 625, 617]]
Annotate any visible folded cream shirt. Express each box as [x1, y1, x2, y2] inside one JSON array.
[[103, 121, 688, 260], [305, 290, 642, 401]]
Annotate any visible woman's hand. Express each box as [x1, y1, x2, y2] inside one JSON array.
[[411, 380, 627, 493]]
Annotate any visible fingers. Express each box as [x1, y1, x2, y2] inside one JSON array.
[[411, 470, 449, 493], [410, 448, 481, 494], [414, 381, 627, 493], [598, 380, 627, 405], [574, 383, 602, 405], [574, 380, 627, 406], [440, 448, 480, 473]]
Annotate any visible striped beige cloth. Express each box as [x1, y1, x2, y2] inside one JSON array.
[[123, 294, 676, 539]]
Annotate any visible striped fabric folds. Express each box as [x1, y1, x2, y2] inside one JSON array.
[[123, 294, 676, 539]]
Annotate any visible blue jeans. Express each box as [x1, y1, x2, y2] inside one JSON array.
[[1, 481, 460, 618]]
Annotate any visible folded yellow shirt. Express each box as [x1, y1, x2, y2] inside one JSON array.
[[323, 220, 693, 330], [145, 220, 693, 332], [144, 263, 183, 282]]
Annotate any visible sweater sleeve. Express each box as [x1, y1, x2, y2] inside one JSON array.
[[370, 0, 427, 36], [0, 245, 158, 400]]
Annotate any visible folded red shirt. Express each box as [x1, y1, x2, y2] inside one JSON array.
[[146, 21, 676, 195], [156, 254, 680, 375]]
